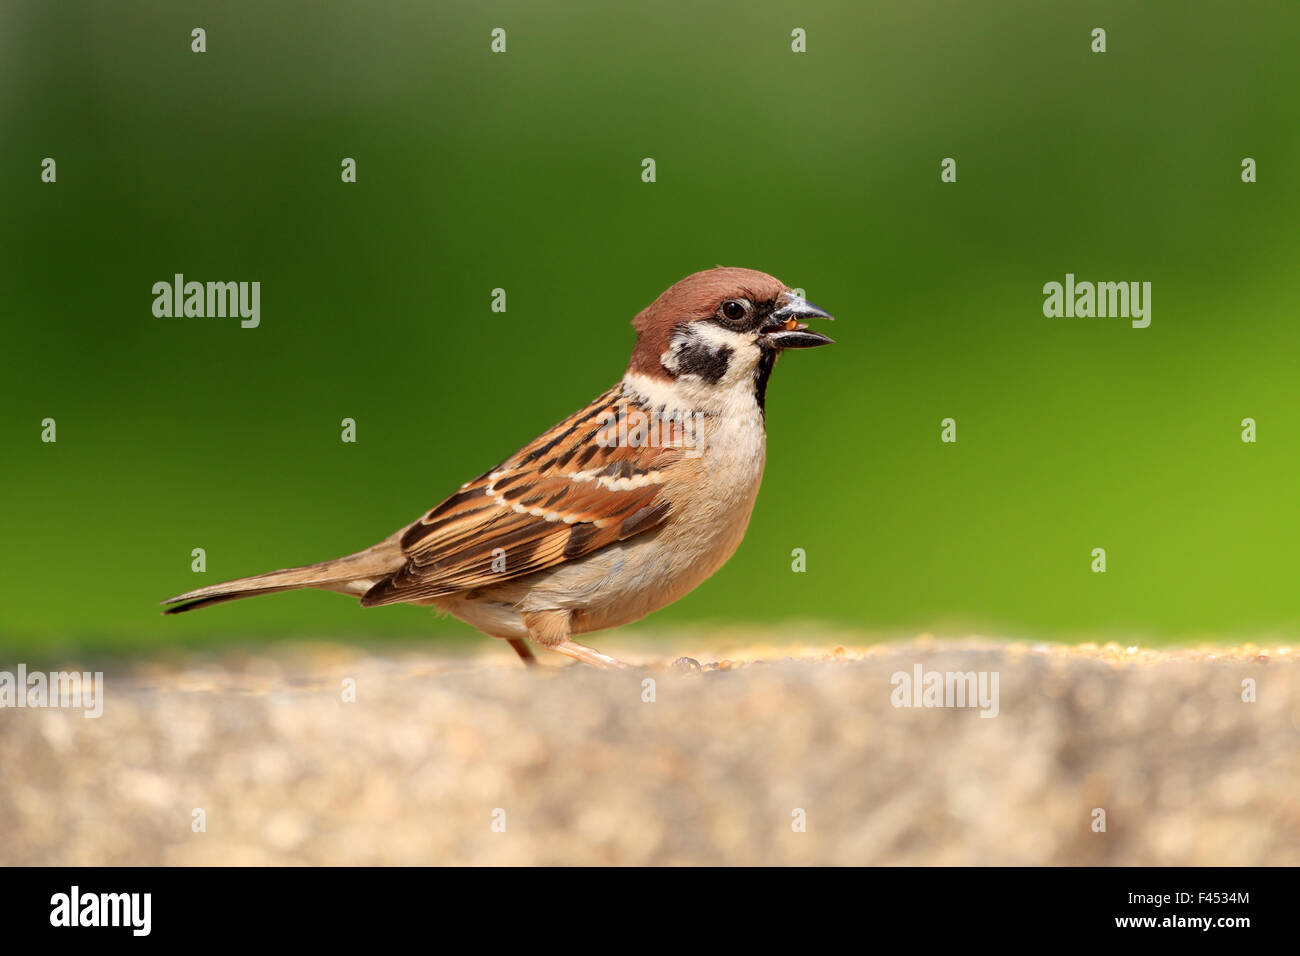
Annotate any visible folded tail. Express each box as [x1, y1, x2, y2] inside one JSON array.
[[161, 534, 404, 615]]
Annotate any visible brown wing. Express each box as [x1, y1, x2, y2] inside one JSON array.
[[360, 385, 690, 606]]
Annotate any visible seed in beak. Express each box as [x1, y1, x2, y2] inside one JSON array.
[[783, 317, 799, 331]]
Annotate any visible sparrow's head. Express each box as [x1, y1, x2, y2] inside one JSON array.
[[627, 267, 834, 405]]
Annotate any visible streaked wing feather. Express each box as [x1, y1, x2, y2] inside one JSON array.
[[361, 386, 686, 606]]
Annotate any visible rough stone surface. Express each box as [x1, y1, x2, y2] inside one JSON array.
[[0, 633, 1294, 865]]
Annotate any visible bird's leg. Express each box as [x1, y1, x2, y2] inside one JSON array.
[[521, 609, 628, 669], [505, 638, 538, 667]]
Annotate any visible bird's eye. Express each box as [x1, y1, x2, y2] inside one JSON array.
[[721, 300, 747, 321]]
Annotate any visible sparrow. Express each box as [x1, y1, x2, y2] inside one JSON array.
[[162, 267, 835, 667]]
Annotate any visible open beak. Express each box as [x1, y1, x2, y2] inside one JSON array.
[[761, 293, 835, 349]]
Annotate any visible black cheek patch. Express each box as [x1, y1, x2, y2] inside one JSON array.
[[673, 339, 734, 384]]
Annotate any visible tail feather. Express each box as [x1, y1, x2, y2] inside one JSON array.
[[161, 534, 404, 615], [162, 586, 299, 615]]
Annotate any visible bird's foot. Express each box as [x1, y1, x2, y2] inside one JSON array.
[[549, 640, 629, 669]]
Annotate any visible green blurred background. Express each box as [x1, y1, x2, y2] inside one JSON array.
[[3, 0, 1298, 658]]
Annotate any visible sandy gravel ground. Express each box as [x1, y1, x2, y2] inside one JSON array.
[[0, 632, 1295, 865]]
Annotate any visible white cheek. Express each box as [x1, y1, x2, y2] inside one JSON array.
[[652, 328, 762, 420], [698, 327, 762, 391], [684, 322, 758, 356], [662, 324, 762, 384]]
